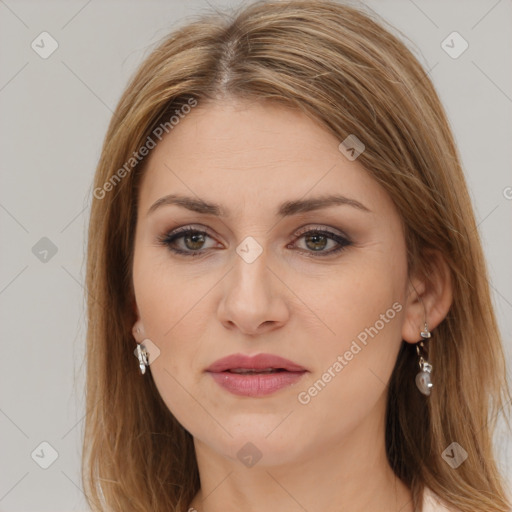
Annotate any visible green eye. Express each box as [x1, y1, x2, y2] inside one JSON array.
[[158, 226, 352, 257]]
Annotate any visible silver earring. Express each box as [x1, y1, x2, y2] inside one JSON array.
[[415, 322, 433, 396], [135, 343, 149, 375]]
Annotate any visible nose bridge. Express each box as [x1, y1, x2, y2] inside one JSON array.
[[231, 234, 271, 300], [226, 205, 289, 289], [218, 232, 289, 333]]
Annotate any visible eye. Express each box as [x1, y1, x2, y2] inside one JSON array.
[[289, 226, 352, 257], [157, 225, 352, 257], [156, 226, 219, 257]]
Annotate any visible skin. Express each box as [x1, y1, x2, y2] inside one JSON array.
[[131, 98, 452, 512]]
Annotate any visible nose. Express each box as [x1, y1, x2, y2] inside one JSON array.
[[217, 244, 290, 336]]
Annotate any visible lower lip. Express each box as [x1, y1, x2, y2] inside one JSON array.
[[207, 370, 307, 397]]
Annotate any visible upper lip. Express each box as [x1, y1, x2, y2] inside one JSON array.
[[206, 353, 307, 373]]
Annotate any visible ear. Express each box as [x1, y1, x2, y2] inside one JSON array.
[[131, 300, 146, 342], [402, 249, 453, 344], [132, 320, 146, 342]]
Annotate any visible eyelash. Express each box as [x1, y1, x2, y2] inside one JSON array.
[[156, 225, 352, 258]]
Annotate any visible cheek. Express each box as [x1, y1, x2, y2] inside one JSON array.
[[299, 243, 406, 347], [132, 286, 205, 437], [294, 242, 407, 408], [132, 250, 218, 426], [133, 239, 214, 339], [133, 266, 210, 366]]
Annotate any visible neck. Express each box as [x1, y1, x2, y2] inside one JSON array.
[[188, 399, 413, 512]]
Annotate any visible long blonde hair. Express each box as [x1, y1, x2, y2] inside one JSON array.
[[83, 1, 512, 510]]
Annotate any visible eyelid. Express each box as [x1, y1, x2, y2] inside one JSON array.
[[170, 223, 214, 235], [158, 222, 353, 257], [292, 223, 349, 239], [163, 223, 349, 243]]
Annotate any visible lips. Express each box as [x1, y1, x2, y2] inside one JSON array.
[[205, 353, 307, 373], [205, 353, 307, 397]]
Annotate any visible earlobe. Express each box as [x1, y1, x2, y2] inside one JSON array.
[[132, 320, 146, 342], [401, 249, 453, 344], [131, 297, 145, 341]]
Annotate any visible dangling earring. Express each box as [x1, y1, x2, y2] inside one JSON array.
[[135, 343, 149, 375], [132, 325, 149, 375], [415, 322, 433, 396]]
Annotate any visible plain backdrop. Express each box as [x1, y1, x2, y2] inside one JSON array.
[[0, 0, 511, 510]]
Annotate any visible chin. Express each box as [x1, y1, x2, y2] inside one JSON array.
[[223, 437, 303, 468], [191, 418, 307, 468]]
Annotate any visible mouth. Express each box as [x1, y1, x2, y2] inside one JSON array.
[[226, 368, 289, 374], [206, 353, 307, 397], [206, 353, 307, 373]]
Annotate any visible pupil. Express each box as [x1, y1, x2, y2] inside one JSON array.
[[185, 233, 205, 250], [305, 234, 327, 251]]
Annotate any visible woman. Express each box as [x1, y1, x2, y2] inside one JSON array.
[[82, 1, 512, 511]]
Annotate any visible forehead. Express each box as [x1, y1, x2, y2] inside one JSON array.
[[137, 100, 390, 220]]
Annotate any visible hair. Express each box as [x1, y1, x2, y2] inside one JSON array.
[[82, 1, 512, 511]]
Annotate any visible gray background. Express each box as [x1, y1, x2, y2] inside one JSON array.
[[0, 0, 511, 510]]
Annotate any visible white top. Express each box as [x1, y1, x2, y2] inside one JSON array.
[[423, 487, 458, 511]]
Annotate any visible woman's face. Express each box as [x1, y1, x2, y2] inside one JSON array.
[[132, 99, 411, 466]]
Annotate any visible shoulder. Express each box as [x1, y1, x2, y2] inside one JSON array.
[[422, 487, 461, 512]]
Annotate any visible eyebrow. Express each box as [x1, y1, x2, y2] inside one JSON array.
[[147, 193, 371, 218]]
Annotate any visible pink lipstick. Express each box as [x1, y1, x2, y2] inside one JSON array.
[[205, 353, 307, 397]]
